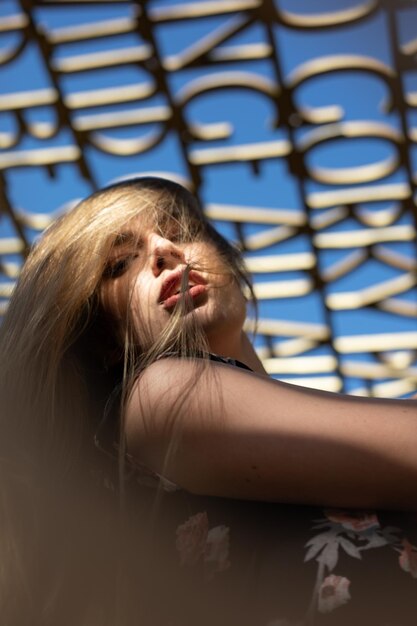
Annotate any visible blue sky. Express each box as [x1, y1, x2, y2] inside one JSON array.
[[1, 0, 417, 394]]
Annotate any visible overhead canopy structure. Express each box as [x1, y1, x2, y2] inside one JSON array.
[[1, 0, 417, 396]]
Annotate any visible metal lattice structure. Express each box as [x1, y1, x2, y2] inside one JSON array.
[[1, 0, 417, 396]]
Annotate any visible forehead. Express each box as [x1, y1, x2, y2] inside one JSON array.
[[111, 213, 178, 243], [111, 205, 207, 246]]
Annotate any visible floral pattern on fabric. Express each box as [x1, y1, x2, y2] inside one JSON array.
[[175, 511, 209, 566], [398, 538, 417, 578], [263, 508, 416, 626], [205, 524, 231, 579], [317, 574, 351, 614], [175, 512, 231, 579], [123, 457, 417, 626], [301, 508, 414, 623]]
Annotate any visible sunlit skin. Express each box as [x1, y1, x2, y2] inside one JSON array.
[[100, 219, 266, 373], [101, 215, 417, 511]]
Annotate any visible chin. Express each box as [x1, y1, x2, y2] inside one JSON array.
[[197, 304, 245, 340]]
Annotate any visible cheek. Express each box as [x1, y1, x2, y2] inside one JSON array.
[[100, 279, 129, 321], [210, 276, 247, 326], [129, 276, 168, 344], [130, 275, 152, 322], [100, 273, 153, 343], [228, 282, 247, 322]]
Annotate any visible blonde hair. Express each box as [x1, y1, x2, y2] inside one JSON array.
[[1, 178, 253, 419], [0, 176, 255, 624]]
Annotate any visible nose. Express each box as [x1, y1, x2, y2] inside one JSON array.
[[148, 233, 185, 276]]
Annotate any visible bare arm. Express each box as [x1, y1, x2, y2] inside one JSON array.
[[125, 358, 417, 510]]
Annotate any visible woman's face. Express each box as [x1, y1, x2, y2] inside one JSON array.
[[100, 214, 247, 351]]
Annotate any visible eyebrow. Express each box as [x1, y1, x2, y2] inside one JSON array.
[[112, 231, 137, 247]]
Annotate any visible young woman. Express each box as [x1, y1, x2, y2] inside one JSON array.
[[1, 176, 416, 626]]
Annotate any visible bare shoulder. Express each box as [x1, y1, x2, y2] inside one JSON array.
[[123, 357, 417, 508], [124, 356, 256, 437], [123, 356, 269, 494]]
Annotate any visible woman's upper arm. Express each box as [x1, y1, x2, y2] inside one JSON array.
[[124, 358, 417, 509]]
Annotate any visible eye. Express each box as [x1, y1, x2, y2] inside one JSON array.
[[102, 254, 139, 279]]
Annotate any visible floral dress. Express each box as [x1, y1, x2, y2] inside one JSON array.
[[124, 484, 416, 626], [99, 355, 417, 626]]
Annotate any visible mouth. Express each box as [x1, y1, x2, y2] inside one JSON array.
[[158, 268, 207, 309]]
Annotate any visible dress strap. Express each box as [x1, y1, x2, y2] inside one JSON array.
[[156, 351, 254, 372]]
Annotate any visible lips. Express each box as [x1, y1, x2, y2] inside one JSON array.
[[158, 268, 207, 308]]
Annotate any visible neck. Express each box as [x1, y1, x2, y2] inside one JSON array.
[[206, 331, 267, 376]]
